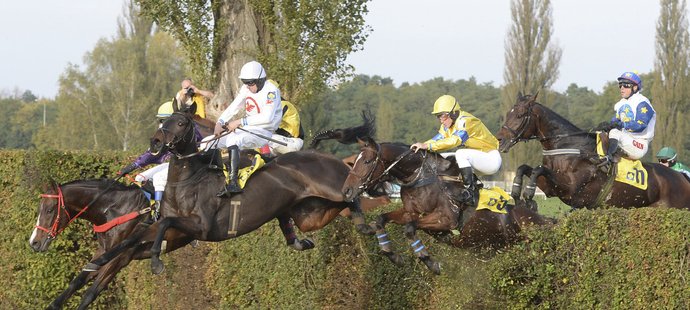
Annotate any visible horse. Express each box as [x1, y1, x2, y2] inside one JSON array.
[[311, 122, 553, 275], [138, 101, 374, 274], [496, 93, 690, 210], [29, 179, 194, 310]]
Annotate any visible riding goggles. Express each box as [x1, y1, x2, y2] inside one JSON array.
[[618, 82, 634, 89]]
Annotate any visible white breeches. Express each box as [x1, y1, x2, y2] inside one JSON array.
[[199, 126, 273, 151], [454, 149, 502, 175], [268, 135, 304, 155], [608, 129, 649, 160], [134, 163, 169, 192]]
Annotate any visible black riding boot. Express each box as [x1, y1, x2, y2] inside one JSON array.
[[459, 167, 478, 207], [599, 138, 619, 173], [217, 145, 243, 197]]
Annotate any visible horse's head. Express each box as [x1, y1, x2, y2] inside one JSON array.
[[496, 92, 540, 152], [29, 181, 68, 252], [342, 137, 387, 202], [150, 98, 197, 156]]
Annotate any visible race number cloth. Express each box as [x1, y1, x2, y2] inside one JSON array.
[[476, 187, 510, 214], [596, 135, 648, 190]]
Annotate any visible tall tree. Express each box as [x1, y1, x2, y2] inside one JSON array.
[[138, 0, 371, 116], [501, 0, 562, 173], [651, 0, 690, 156], [36, 2, 186, 151]]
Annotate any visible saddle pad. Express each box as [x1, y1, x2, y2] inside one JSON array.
[[596, 135, 648, 190], [476, 187, 510, 214], [225, 154, 265, 188]]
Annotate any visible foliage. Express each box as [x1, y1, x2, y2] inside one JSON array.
[[652, 0, 690, 156], [138, 0, 371, 113], [33, 3, 187, 151], [489, 208, 690, 308]]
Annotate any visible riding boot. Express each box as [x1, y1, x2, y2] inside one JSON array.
[[458, 167, 478, 207], [599, 138, 619, 173], [152, 191, 163, 221], [217, 145, 243, 197]]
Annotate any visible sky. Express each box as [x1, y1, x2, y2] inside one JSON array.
[[0, 1, 665, 99]]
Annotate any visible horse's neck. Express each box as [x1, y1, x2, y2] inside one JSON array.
[[536, 105, 591, 150], [63, 185, 111, 224]]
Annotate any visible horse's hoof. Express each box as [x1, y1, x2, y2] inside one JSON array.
[[380, 251, 404, 266], [290, 238, 315, 251], [151, 258, 165, 275], [356, 223, 376, 235], [420, 257, 441, 275]]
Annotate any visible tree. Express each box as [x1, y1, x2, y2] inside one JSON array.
[[138, 0, 371, 116], [36, 2, 186, 151], [651, 0, 690, 156], [501, 0, 562, 172]]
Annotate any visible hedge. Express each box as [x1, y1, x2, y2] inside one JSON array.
[[1, 150, 688, 309]]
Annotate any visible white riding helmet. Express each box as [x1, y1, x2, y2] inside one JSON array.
[[239, 61, 266, 80]]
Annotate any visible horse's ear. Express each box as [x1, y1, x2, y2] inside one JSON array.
[[188, 102, 197, 115], [172, 97, 180, 112], [42, 178, 58, 193], [533, 91, 539, 102], [516, 91, 524, 103]]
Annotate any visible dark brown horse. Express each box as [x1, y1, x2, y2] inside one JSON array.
[[496, 93, 690, 210], [142, 102, 374, 274], [29, 179, 194, 310]]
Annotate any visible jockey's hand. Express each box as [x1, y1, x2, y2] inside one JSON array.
[[225, 119, 242, 132], [214, 122, 226, 136], [592, 121, 616, 132], [118, 163, 139, 176], [410, 142, 428, 153]]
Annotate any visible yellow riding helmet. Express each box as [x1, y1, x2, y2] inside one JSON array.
[[431, 95, 460, 115], [157, 101, 174, 118]]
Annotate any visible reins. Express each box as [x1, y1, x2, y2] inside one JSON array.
[[36, 176, 125, 238]]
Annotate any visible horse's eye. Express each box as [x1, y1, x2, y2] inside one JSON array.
[[364, 159, 372, 164], [178, 121, 185, 126]]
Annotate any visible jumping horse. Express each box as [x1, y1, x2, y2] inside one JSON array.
[[496, 93, 690, 210], [312, 120, 553, 275], [29, 179, 193, 310]]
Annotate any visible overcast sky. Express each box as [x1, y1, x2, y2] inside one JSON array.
[[1, 1, 665, 98]]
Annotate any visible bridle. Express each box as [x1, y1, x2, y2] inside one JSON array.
[[35, 186, 90, 239], [349, 143, 412, 192], [501, 102, 539, 149], [155, 112, 195, 157]]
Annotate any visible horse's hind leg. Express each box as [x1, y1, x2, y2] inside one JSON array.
[[46, 270, 97, 310], [278, 215, 315, 251], [349, 198, 375, 235], [404, 222, 441, 275]]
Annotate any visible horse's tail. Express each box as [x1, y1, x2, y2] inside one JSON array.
[[310, 110, 376, 148]]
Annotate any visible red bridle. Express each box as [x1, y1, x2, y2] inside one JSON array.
[[35, 186, 90, 238]]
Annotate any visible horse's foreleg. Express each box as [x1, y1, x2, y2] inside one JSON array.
[[524, 166, 548, 200], [150, 217, 174, 275], [76, 249, 136, 310], [46, 271, 97, 310], [512, 165, 534, 202], [349, 198, 375, 235], [372, 209, 407, 266], [404, 222, 441, 275]]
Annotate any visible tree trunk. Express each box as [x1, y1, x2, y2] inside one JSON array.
[[208, 0, 261, 117]]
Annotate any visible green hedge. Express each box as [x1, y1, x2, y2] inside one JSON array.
[[1, 150, 688, 309]]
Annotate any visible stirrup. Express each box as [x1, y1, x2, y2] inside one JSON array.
[[217, 184, 242, 197]]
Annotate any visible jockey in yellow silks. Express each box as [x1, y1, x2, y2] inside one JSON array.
[[410, 95, 502, 206]]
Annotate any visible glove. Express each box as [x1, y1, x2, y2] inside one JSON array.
[[118, 163, 139, 176], [592, 121, 616, 132]]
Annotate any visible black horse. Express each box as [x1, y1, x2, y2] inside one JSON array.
[[496, 93, 690, 210], [143, 101, 374, 274]]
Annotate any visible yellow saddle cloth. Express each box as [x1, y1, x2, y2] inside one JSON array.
[[224, 154, 266, 188], [596, 135, 648, 190], [476, 187, 510, 214]]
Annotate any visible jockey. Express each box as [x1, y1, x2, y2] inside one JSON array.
[[599, 71, 656, 170], [118, 101, 204, 218], [410, 95, 502, 206], [656, 147, 690, 179], [200, 60, 282, 196], [262, 80, 304, 156]]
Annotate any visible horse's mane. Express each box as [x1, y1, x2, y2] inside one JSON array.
[[532, 102, 584, 133], [61, 179, 140, 192], [310, 111, 376, 148]]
